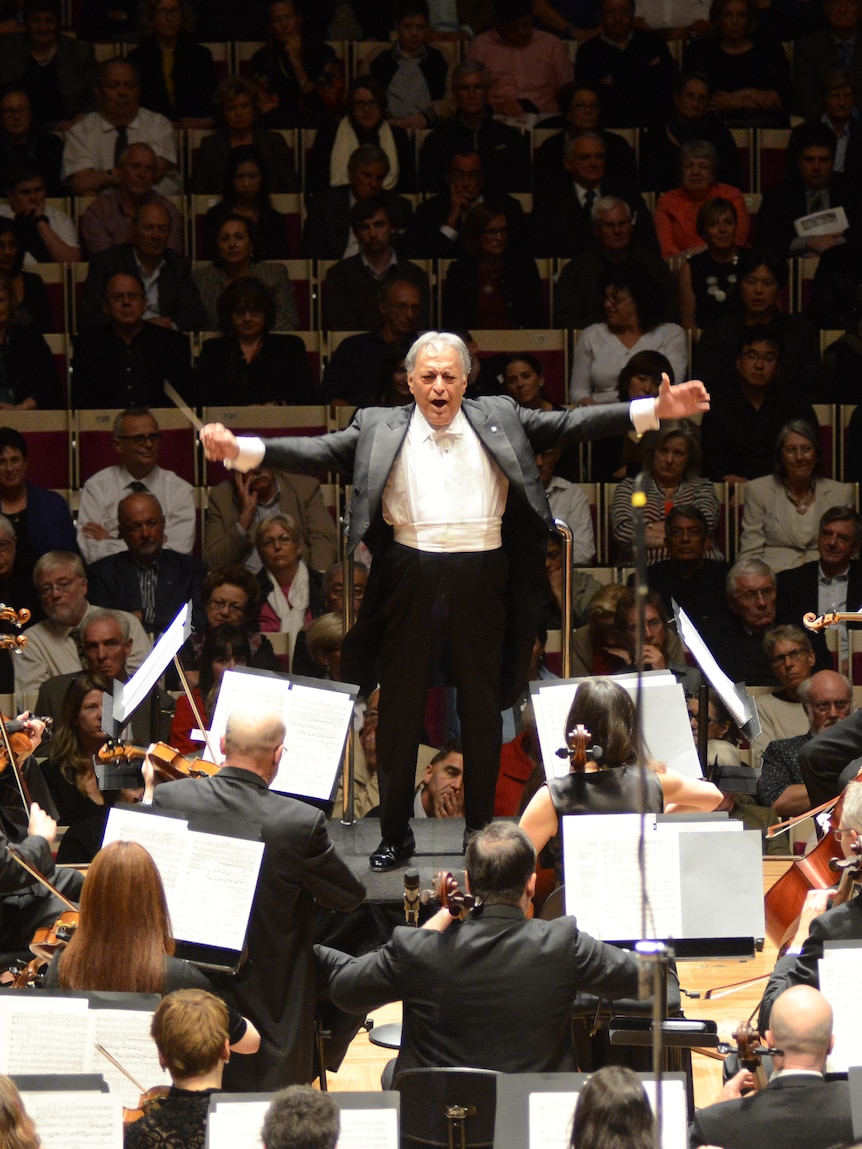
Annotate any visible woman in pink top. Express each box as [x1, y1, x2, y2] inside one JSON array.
[[654, 139, 748, 258]]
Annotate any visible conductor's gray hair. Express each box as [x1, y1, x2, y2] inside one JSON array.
[[405, 331, 471, 376]]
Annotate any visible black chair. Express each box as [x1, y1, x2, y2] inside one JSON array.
[[394, 1066, 499, 1149]]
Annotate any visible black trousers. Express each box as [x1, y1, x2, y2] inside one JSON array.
[[352, 543, 508, 841]]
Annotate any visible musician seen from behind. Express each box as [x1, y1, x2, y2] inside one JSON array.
[[759, 779, 862, 1032]]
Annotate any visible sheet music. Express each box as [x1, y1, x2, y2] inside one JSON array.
[[819, 946, 862, 1071], [20, 1093, 122, 1149], [0, 996, 90, 1072], [104, 807, 264, 954], [93, 1011, 168, 1109], [533, 673, 701, 781], [207, 669, 354, 800], [527, 1079, 686, 1149], [337, 1108, 399, 1149], [114, 603, 192, 723], [206, 1100, 270, 1149]]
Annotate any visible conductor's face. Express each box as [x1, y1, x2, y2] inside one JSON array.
[[408, 346, 468, 429]]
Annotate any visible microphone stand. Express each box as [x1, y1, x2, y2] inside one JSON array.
[[552, 519, 574, 677], [341, 527, 356, 826]]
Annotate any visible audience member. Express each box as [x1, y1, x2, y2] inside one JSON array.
[[303, 143, 414, 259], [0, 271, 57, 407], [195, 278, 313, 406], [202, 146, 289, 262], [71, 271, 192, 409], [190, 75, 300, 195], [323, 196, 430, 330], [124, 989, 233, 1149], [0, 165, 78, 263], [0, 425, 74, 555], [87, 491, 206, 635], [370, 0, 450, 129], [77, 408, 194, 565], [262, 1086, 340, 1149], [612, 587, 693, 681], [79, 201, 206, 331], [533, 451, 595, 561], [62, 57, 180, 195], [683, 0, 792, 128], [0, 83, 62, 196], [79, 142, 183, 257], [301, 611, 344, 679], [569, 264, 687, 407], [308, 74, 414, 195], [321, 276, 422, 406], [0, 216, 50, 331], [570, 582, 629, 676], [677, 197, 743, 331], [204, 465, 337, 575], [249, 0, 343, 129], [739, 420, 854, 570], [318, 821, 639, 1076], [811, 210, 862, 333], [602, 350, 669, 479], [815, 67, 862, 187], [654, 139, 749, 258], [466, 0, 573, 119], [694, 250, 824, 398], [412, 740, 464, 818], [169, 623, 250, 754], [533, 82, 638, 187], [574, 0, 674, 127], [700, 326, 819, 482], [640, 71, 744, 193], [193, 215, 296, 332], [146, 704, 366, 1089], [691, 986, 852, 1149], [792, 0, 862, 120], [15, 549, 150, 709], [0, 0, 96, 130], [554, 196, 674, 329], [759, 121, 849, 257], [416, 60, 531, 192], [255, 513, 324, 667], [126, 0, 217, 128], [699, 557, 782, 686], [641, 503, 730, 626], [532, 131, 656, 258], [751, 625, 818, 767], [441, 200, 544, 328]]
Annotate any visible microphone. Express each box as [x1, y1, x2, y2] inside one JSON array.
[[403, 867, 420, 926]]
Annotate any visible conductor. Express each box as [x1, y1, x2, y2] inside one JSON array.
[[200, 331, 710, 871]]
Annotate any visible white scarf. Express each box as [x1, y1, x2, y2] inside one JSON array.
[[329, 117, 399, 190], [265, 560, 310, 661]]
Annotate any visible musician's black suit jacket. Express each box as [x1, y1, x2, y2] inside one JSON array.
[[316, 904, 639, 1076], [152, 766, 366, 1089], [689, 1073, 853, 1149]]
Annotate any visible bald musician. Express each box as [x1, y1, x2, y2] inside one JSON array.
[[691, 986, 852, 1149], [142, 707, 365, 1091], [200, 331, 710, 872]]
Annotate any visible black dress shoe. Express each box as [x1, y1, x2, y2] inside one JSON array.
[[369, 831, 416, 872]]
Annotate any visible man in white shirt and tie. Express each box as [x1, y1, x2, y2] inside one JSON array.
[[200, 332, 710, 870]]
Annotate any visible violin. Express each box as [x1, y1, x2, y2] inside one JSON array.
[[0, 714, 52, 777], [2, 849, 79, 988], [803, 611, 862, 632], [95, 1044, 170, 1125], [0, 603, 30, 628], [97, 739, 221, 782], [558, 723, 602, 773], [717, 1021, 780, 1092]]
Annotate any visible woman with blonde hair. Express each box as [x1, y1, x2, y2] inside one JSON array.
[[0, 1076, 39, 1149]]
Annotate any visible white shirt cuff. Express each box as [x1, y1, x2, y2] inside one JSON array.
[[630, 397, 660, 435], [225, 436, 266, 472], [439, 224, 459, 240]]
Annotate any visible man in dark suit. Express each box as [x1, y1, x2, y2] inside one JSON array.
[[87, 491, 206, 635], [78, 200, 206, 330], [302, 144, 414, 261], [143, 705, 366, 1090], [201, 331, 709, 869], [793, 0, 862, 119], [691, 985, 852, 1149], [317, 823, 639, 1077], [758, 122, 850, 258], [758, 780, 862, 1031], [531, 130, 656, 259], [776, 505, 862, 666], [71, 271, 193, 409], [700, 558, 782, 687], [638, 504, 728, 628]]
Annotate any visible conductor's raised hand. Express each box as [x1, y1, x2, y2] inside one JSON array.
[[654, 373, 710, 420], [199, 422, 240, 463]]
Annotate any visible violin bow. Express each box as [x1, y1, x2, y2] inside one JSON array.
[[95, 1044, 146, 1093], [171, 654, 219, 764], [5, 845, 78, 911], [0, 711, 32, 817]]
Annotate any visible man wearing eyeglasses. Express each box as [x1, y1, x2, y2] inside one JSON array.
[[700, 556, 782, 686], [76, 407, 195, 565], [759, 778, 862, 1032], [759, 669, 852, 817]]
